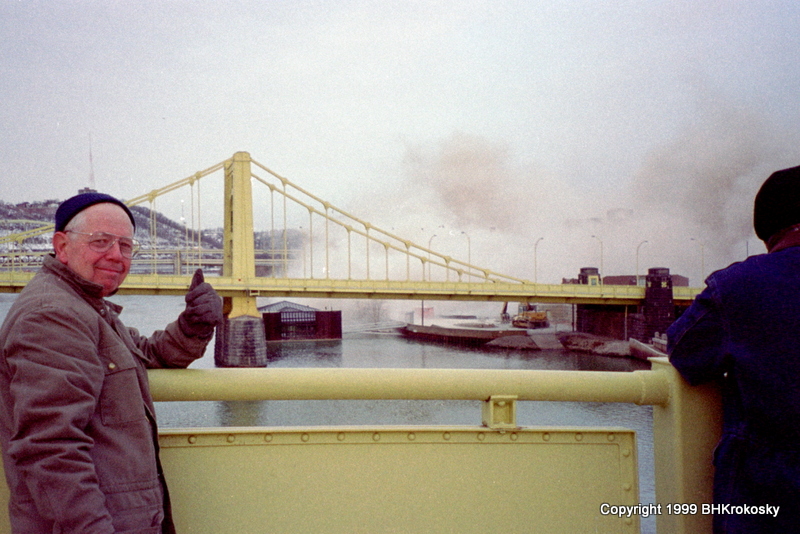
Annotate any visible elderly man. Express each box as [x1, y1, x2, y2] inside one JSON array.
[[668, 165, 800, 533], [0, 193, 222, 533]]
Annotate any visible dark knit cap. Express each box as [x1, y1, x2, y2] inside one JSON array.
[[754, 166, 800, 242], [55, 193, 136, 232]]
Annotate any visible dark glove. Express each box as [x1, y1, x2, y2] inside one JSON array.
[[178, 269, 223, 338]]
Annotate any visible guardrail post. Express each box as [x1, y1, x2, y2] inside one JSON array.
[[651, 357, 722, 533], [482, 395, 518, 429]]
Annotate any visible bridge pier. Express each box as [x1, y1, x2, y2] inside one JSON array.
[[214, 315, 267, 367], [573, 267, 677, 342], [214, 151, 268, 367]]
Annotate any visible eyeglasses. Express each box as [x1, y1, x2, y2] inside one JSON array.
[[66, 231, 140, 259]]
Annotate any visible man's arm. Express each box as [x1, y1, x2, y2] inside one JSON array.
[[130, 269, 222, 369], [667, 284, 729, 385]]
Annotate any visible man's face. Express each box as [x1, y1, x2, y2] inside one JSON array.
[[53, 203, 134, 296]]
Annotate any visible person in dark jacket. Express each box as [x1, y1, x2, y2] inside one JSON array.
[[0, 193, 223, 533], [668, 165, 800, 533]]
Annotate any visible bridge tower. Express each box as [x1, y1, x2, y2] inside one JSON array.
[[223, 151, 259, 317], [214, 151, 268, 367]]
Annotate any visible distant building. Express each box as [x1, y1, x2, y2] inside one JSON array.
[[563, 267, 685, 342], [562, 267, 689, 287], [562, 267, 601, 285], [259, 300, 342, 341], [258, 301, 319, 314], [604, 273, 689, 287]]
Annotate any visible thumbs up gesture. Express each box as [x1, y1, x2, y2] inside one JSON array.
[[178, 269, 223, 338]]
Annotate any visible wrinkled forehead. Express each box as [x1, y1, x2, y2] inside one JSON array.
[[71, 203, 135, 237]]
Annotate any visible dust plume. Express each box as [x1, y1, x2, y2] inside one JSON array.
[[350, 132, 600, 282], [348, 105, 800, 287], [403, 133, 532, 234], [632, 103, 776, 247]]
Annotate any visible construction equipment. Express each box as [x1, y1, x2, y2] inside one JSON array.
[[511, 303, 549, 329]]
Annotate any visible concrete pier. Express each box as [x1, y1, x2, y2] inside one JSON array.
[[214, 316, 268, 367]]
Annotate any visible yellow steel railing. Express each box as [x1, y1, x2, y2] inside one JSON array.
[[0, 358, 720, 533], [147, 366, 669, 403]]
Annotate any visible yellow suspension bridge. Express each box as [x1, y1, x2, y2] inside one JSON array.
[[0, 151, 700, 315]]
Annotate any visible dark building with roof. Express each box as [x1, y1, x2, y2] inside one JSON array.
[[259, 301, 342, 341], [564, 267, 685, 342]]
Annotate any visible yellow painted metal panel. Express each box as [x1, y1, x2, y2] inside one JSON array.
[[159, 427, 639, 534]]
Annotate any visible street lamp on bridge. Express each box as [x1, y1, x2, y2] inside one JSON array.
[[427, 234, 437, 281], [534, 237, 543, 284], [459, 231, 471, 277], [691, 237, 706, 284], [636, 240, 649, 286], [591, 235, 604, 283]]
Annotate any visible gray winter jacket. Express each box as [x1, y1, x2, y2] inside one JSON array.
[[0, 256, 209, 533]]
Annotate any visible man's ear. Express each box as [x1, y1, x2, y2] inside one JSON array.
[[53, 232, 70, 263]]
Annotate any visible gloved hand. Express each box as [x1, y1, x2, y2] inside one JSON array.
[[178, 269, 223, 338]]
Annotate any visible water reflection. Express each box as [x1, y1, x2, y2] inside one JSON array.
[[217, 400, 263, 427], [259, 334, 650, 372], [266, 339, 343, 367]]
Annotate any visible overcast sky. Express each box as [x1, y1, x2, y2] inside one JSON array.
[[2, 0, 799, 285]]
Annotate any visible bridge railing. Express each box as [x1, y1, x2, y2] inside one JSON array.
[[0, 357, 720, 533]]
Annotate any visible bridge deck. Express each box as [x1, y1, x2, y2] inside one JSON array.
[[0, 272, 700, 303]]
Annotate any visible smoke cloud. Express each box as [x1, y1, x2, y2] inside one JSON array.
[[351, 98, 800, 288], [632, 103, 776, 247]]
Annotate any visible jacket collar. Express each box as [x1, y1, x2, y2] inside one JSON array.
[[767, 224, 800, 253], [42, 255, 123, 315]]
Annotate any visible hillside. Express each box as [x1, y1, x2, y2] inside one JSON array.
[[0, 199, 301, 253]]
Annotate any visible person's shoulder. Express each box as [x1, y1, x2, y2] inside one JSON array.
[[16, 269, 74, 304], [709, 253, 771, 282], [723, 249, 800, 276], [10, 270, 94, 324], [768, 244, 800, 260]]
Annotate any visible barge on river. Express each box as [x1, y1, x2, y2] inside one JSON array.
[[399, 320, 536, 348]]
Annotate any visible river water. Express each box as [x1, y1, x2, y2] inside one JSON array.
[[0, 293, 657, 533]]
